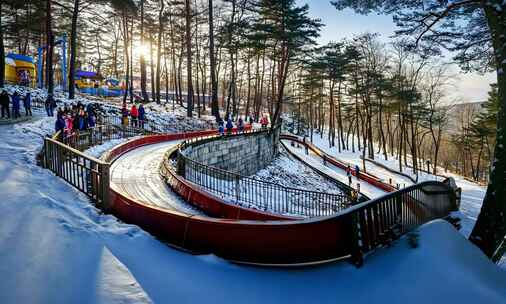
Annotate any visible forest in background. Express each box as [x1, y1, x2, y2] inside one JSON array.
[[0, 0, 497, 183]]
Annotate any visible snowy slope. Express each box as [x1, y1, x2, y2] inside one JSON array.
[[308, 133, 488, 238], [282, 139, 387, 198], [252, 149, 346, 195], [0, 115, 504, 303]]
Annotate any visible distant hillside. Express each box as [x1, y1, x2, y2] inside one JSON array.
[[446, 101, 486, 133]]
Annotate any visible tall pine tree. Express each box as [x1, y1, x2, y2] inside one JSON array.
[[332, 0, 506, 260]]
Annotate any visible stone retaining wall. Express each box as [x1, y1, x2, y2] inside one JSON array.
[[182, 127, 280, 175]]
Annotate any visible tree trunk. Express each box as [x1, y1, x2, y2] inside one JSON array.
[[150, 32, 156, 102], [129, 19, 134, 103], [140, 0, 149, 102], [470, 3, 506, 259], [46, 0, 54, 96], [194, 0, 201, 117], [208, 0, 219, 120], [122, 13, 130, 104], [68, 0, 80, 99], [185, 0, 194, 117], [0, 2, 5, 88], [155, 0, 164, 103], [245, 52, 251, 118]]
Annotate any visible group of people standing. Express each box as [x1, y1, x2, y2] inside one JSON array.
[[216, 115, 271, 135], [121, 103, 146, 128], [218, 115, 246, 136], [346, 164, 361, 186], [55, 102, 97, 136], [0, 90, 33, 119]]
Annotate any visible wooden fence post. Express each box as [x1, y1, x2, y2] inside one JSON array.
[[349, 213, 364, 268], [56, 143, 63, 177], [100, 162, 111, 211], [43, 138, 48, 169]]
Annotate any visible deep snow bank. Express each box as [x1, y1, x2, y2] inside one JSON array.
[[0, 116, 504, 304]]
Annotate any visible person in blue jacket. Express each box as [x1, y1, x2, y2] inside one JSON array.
[[138, 104, 145, 128], [23, 92, 32, 116], [55, 111, 66, 133], [11, 92, 21, 119], [77, 110, 87, 130], [218, 118, 225, 136], [226, 117, 233, 134], [88, 111, 96, 128]]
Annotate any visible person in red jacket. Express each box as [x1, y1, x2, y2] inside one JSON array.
[[260, 116, 269, 129], [130, 104, 139, 127]]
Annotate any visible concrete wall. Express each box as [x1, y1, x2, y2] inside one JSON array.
[[182, 128, 280, 175]]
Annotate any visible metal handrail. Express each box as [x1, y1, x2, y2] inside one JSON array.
[[172, 128, 354, 217]]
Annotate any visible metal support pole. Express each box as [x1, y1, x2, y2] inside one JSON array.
[[37, 47, 45, 89], [235, 176, 240, 203], [61, 34, 68, 91]]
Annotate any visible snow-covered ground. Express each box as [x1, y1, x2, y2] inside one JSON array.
[[281, 139, 387, 198], [306, 132, 488, 238], [5, 84, 217, 134], [170, 146, 351, 217], [253, 149, 345, 195], [0, 110, 504, 303], [85, 138, 131, 160]]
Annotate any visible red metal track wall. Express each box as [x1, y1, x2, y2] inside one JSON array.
[[105, 128, 355, 264], [110, 188, 354, 264], [106, 126, 291, 221]]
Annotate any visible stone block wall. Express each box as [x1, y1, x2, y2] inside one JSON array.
[[182, 127, 280, 176]]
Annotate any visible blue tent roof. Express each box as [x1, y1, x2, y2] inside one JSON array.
[[6, 53, 34, 63], [106, 78, 120, 86], [76, 70, 98, 78]]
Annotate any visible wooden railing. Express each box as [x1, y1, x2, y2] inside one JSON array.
[[42, 115, 156, 209], [43, 136, 111, 209], [346, 180, 458, 265]]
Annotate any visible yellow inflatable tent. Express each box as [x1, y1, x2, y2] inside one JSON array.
[[5, 53, 36, 87]]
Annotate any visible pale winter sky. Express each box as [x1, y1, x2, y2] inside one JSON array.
[[297, 1, 497, 103]]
